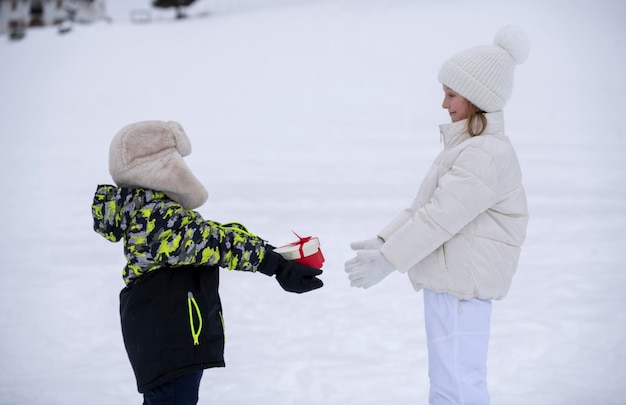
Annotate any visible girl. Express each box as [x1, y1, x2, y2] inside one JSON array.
[[345, 25, 530, 404]]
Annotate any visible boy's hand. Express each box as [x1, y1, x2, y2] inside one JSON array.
[[259, 251, 323, 293]]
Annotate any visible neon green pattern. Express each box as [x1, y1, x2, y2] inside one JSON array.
[[92, 185, 267, 284]]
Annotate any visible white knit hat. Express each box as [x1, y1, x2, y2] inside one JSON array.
[[109, 120, 208, 210], [438, 25, 530, 113]]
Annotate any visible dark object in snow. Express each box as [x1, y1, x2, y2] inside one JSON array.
[[8, 20, 26, 40], [152, 0, 197, 19]]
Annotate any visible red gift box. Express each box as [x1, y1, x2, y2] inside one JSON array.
[[274, 232, 325, 269]]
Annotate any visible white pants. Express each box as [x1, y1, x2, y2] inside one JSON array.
[[424, 289, 492, 405]]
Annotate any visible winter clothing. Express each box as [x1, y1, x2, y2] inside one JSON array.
[[94, 119, 323, 400], [143, 370, 204, 405], [92, 185, 323, 392], [345, 249, 395, 289], [344, 237, 393, 288], [349, 237, 384, 251], [120, 264, 224, 393], [438, 25, 529, 113], [424, 289, 492, 405], [258, 253, 324, 293], [345, 24, 529, 405], [92, 185, 267, 284], [109, 120, 208, 210], [378, 111, 528, 300], [92, 185, 260, 392]]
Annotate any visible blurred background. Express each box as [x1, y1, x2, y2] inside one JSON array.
[[1, 0, 625, 404]]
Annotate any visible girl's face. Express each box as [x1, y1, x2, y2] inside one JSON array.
[[442, 85, 470, 122]]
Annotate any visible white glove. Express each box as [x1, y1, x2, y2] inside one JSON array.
[[344, 249, 395, 289], [350, 237, 384, 251]]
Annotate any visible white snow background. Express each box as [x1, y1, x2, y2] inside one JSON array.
[[1, 0, 625, 403]]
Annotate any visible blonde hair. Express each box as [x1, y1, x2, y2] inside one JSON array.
[[466, 102, 487, 137]]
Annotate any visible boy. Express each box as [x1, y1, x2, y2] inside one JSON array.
[[92, 120, 323, 404]]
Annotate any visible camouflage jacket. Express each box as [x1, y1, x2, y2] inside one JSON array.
[[92, 184, 268, 284]]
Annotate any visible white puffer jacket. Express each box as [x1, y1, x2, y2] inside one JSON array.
[[379, 111, 528, 300]]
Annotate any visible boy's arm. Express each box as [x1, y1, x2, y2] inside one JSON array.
[[192, 220, 267, 272], [186, 219, 323, 293], [141, 204, 322, 293], [143, 205, 266, 272]]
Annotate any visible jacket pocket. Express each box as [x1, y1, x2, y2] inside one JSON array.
[[187, 291, 203, 346], [436, 245, 449, 272]]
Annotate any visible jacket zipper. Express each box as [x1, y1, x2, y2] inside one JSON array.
[[187, 291, 202, 346]]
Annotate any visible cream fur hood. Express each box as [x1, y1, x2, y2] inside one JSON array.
[[109, 120, 208, 210], [378, 112, 528, 300]]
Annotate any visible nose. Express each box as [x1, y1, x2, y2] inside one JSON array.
[[442, 97, 448, 109]]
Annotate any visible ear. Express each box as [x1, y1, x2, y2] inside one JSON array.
[[168, 121, 192, 157]]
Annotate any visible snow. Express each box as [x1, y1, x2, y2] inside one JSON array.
[[1, 0, 625, 403]]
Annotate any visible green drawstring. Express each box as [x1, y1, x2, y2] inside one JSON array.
[[222, 222, 255, 237], [187, 292, 202, 345]]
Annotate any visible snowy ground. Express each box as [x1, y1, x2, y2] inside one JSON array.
[[1, 0, 625, 404]]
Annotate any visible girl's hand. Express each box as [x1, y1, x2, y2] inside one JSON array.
[[344, 249, 395, 289]]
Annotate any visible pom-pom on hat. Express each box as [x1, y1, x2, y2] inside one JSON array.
[[109, 120, 208, 210], [438, 25, 530, 113]]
